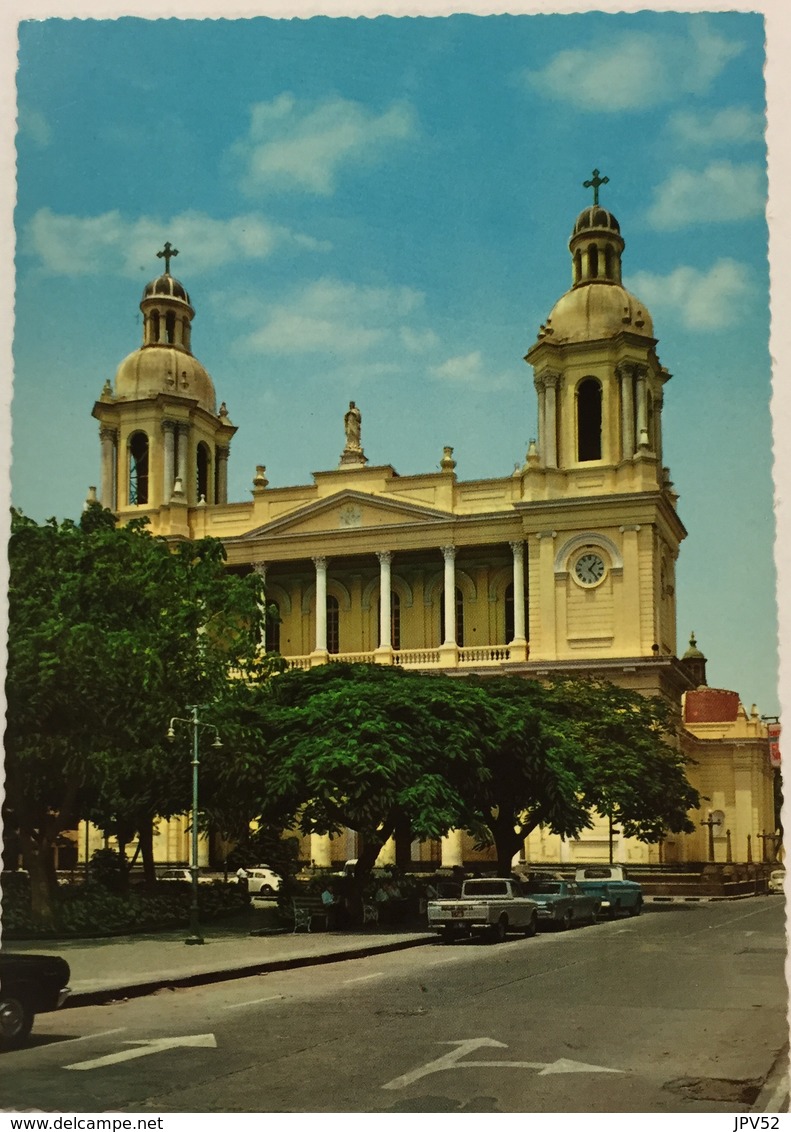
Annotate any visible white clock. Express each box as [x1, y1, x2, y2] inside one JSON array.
[[574, 551, 606, 586]]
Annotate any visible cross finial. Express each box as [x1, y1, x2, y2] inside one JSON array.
[[156, 241, 179, 275], [583, 168, 609, 206]]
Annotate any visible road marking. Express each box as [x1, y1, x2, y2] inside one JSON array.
[[64, 1033, 217, 1071], [344, 972, 385, 984], [382, 1038, 623, 1090], [222, 995, 283, 1010], [428, 958, 462, 966], [54, 1028, 127, 1047]]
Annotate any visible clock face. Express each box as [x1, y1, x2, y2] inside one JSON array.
[[574, 551, 606, 586]]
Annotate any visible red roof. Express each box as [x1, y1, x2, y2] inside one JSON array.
[[684, 689, 740, 723]]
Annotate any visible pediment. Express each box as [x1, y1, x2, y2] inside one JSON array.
[[241, 489, 454, 539]]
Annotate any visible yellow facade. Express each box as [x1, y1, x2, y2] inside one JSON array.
[[88, 202, 777, 869]]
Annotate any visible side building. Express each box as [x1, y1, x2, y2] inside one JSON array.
[[82, 189, 777, 873]]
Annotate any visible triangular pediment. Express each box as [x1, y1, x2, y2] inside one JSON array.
[[240, 489, 454, 540]]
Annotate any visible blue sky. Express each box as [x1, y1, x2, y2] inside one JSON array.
[[9, 10, 779, 713]]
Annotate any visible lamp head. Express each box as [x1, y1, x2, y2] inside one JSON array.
[[166, 726, 176, 743]]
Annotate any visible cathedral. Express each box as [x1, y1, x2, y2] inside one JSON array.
[[85, 177, 777, 872]]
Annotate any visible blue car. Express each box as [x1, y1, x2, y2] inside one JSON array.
[[519, 877, 600, 930]]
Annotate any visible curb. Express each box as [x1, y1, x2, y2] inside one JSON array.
[[65, 933, 437, 1008], [645, 893, 765, 904], [754, 1044, 790, 1113]]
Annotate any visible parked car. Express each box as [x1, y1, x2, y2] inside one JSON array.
[[574, 865, 643, 918], [0, 953, 71, 1049], [427, 877, 539, 942], [768, 868, 785, 894], [520, 877, 600, 929], [158, 867, 214, 884], [246, 866, 282, 897]]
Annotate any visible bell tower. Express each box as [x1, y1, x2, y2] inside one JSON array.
[[523, 174, 685, 666], [92, 246, 237, 532]]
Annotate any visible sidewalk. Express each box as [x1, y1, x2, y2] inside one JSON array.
[[4, 905, 436, 1007]]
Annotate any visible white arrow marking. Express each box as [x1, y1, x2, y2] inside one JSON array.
[[65, 1033, 216, 1071], [383, 1039, 507, 1089], [382, 1039, 623, 1089]]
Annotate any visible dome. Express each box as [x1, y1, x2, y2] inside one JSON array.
[[143, 274, 192, 306], [114, 345, 216, 414], [573, 207, 621, 237], [543, 282, 653, 344]]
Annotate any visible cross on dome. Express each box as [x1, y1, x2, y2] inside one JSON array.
[[156, 241, 179, 275], [583, 168, 609, 206]]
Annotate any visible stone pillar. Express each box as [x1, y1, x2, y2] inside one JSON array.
[[509, 540, 528, 661], [253, 561, 267, 651], [618, 364, 635, 459], [534, 376, 546, 462], [99, 426, 117, 510], [216, 445, 229, 505], [544, 372, 559, 468], [440, 829, 464, 868], [162, 421, 176, 502], [636, 367, 649, 449], [375, 550, 394, 662], [310, 833, 332, 869], [376, 837, 397, 867], [311, 556, 329, 663], [176, 424, 189, 495], [439, 546, 459, 666]]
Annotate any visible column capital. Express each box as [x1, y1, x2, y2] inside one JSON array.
[[441, 545, 456, 563], [252, 561, 267, 579], [161, 419, 177, 435], [216, 444, 230, 459], [542, 369, 561, 390], [99, 425, 117, 443], [313, 556, 328, 571], [509, 539, 525, 562], [376, 550, 393, 567]]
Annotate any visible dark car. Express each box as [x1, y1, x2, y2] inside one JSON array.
[[0, 953, 71, 1049]]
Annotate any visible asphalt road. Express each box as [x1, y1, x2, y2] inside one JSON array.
[[2, 897, 787, 1114]]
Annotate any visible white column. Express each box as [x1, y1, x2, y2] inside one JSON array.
[[376, 550, 393, 658], [510, 540, 526, 640], [441, 545, 457, 645], [534, 377, 546, 463], [619, 364, 635, 459], [544, 373, 559, 468], [216, 445, 229, 504], [162, 421, 176, 502], [253, 561, 267, 651], [99, 426, 117, 510], [636, 367, 649, 448], [314, 556, 328, 653], [176, 424, 189, 490], [440, 829, 464, 868], [310, 833, 332, 869]]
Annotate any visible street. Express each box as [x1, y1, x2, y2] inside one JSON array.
[[2, 898, 786, 1113]]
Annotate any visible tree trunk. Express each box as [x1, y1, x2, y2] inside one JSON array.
[[19, 829, 57, 927], [490, 816, 522, 878], [346, 830, 389, 924], [138, 817, 157, 888]]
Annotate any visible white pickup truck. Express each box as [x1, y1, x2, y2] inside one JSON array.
[[427, 877, 539, 942]]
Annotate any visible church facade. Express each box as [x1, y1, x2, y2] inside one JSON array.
[[86, 182, 777, 872]]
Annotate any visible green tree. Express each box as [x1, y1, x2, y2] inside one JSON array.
[[4, 506, 263, 922], [460, 676, 700, 874]]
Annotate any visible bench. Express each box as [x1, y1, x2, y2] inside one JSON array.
[[291, 895, 330, 933]]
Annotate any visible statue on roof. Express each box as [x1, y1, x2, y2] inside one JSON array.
[[344, 401, 362, 450]]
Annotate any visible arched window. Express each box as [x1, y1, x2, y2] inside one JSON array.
[[646, 393, 655, 452], [327, 594, 340, 654], [577, 378, 602, 462], [604, 245, 613, 279], [129, 432, 149, 505], [196, 442, 210, 503], [266, 601, 281, 654], [165, 311, 176, 344], [377, 592, 401, 650], [574, 249, 582, 285], [149, 309, 160, 344], [588, 243, 599, 279], [439, 587, 464, 647]]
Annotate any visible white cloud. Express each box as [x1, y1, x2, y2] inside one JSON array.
[[400, 326, 440, 354], [646, 162, 765, 228], [232, 93, 416, 195], [18, 105, 51, 147], [629, 259, 751, 331], [23, 208, 330, 277], [429, 350, 514, 391], [668, 106, 766, 148], [238, 278, 427, 360], [524, 20, 743, 111]]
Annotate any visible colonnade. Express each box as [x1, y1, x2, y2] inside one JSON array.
[[97, 421, 230, 509]]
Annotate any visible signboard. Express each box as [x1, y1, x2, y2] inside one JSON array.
[[767, 722, 782, 768]]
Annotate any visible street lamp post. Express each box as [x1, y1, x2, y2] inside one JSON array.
[[167, 705, 222, 946]]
